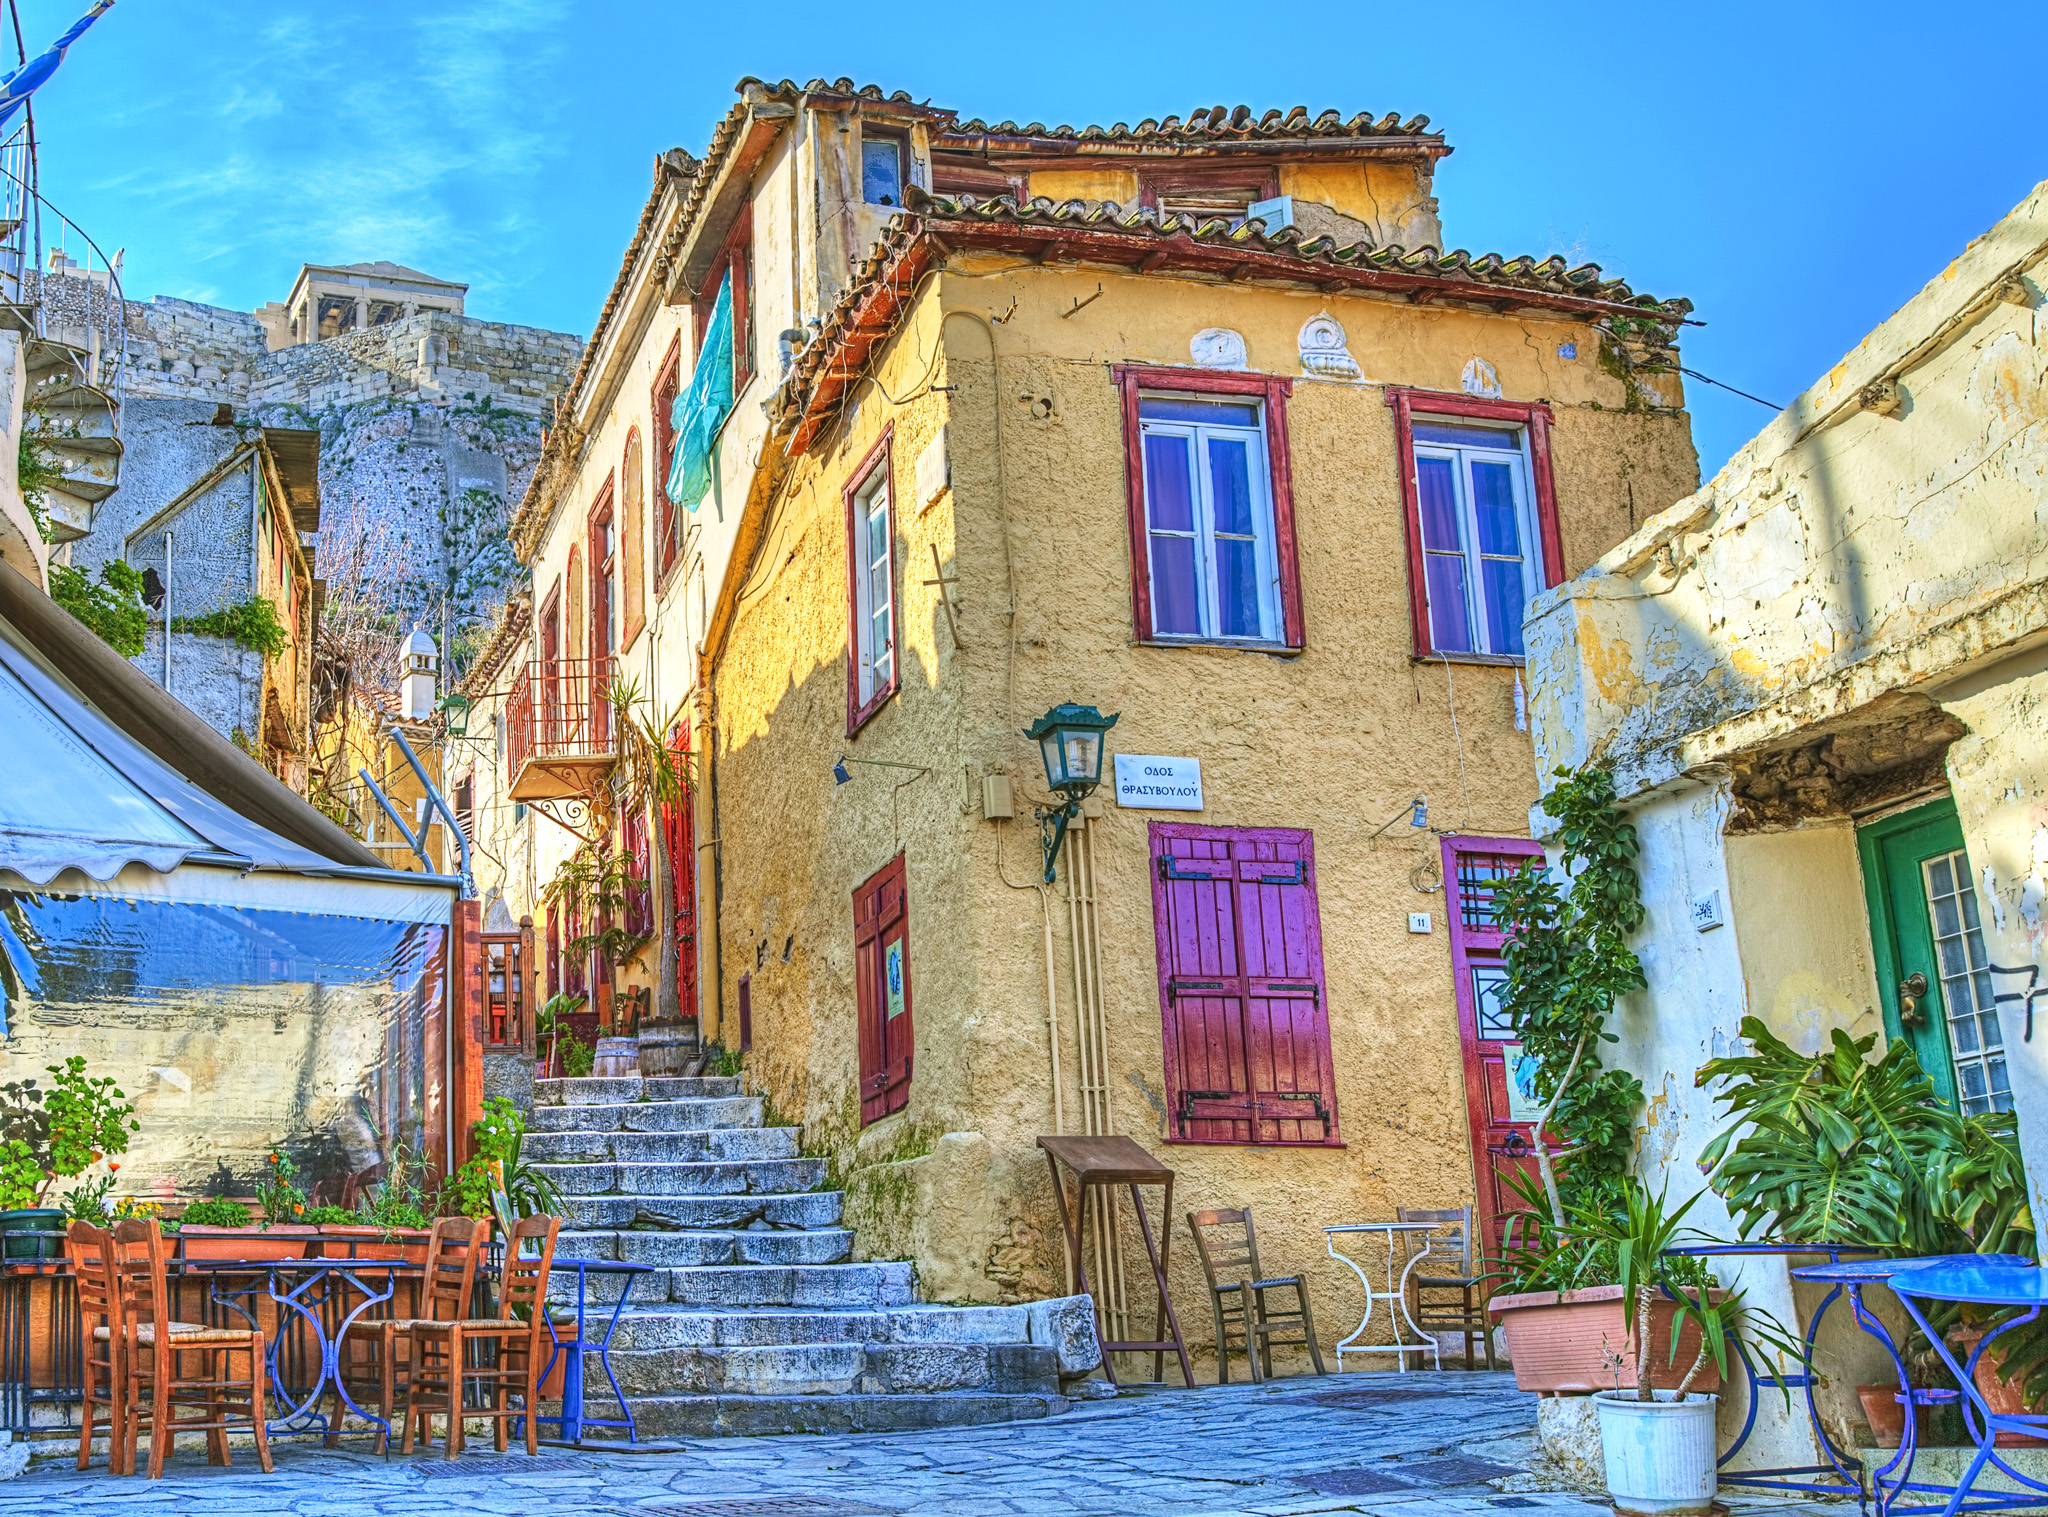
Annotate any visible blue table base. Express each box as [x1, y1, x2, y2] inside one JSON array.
[[529, 1256, 653, 1444]]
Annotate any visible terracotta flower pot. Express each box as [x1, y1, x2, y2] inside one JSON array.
[[175, 1224, 314, 1262], [315, 1224, 408, 1260], [1952, 1328, 2047, 1447], [1489, 1285, 1725, 1395], [1857, 1383, 1930, 1448]]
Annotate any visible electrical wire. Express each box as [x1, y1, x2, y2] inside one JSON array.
[[1678, 366, 1782, 412]]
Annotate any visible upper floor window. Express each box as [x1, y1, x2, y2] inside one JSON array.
[[652, 335, 683, 579], [1115, 367, 1304, 650], [1389, 390, 1564, 663], [843, 432, 898, 731], [862, 128, 908, 207]]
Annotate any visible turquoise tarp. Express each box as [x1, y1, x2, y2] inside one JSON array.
[[666, 275, 734, 511]]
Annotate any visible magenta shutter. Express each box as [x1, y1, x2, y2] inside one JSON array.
[[1150, 823, 1339, 1146]]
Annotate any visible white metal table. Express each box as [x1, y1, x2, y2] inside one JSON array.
[[1323, 1221, 1441, 1371]]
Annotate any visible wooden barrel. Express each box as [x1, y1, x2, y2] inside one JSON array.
[[637, 1021, 698, 1077], [592, 1036, 640, 1078]]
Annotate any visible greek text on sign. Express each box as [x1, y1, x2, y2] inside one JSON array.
[[1114, 754, 1203, 811]]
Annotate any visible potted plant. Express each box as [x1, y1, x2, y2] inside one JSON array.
[[0, 1060, 139, 1259], [1589, 1183, 1797, 1516], [537, 993, 586, 1080], [449, 1097, 565, 1237], [172, 1197, 295, 1260]]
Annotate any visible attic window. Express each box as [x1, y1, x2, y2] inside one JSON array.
[[862, 128, 908, 208], [1157, 192, 1256, 228]]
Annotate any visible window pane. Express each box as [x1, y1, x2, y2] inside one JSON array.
[[1473, 966, 1514, 1040], [1413, 422, 1521, 449], [862, 137, 903, 206], [1425, 554, 1472, 652], [1140, 395, 1260, 427], [1416, 456, 1462, 553], [1150, 535, 1204, 636], [866, 501, 889, 569], [1143, 433, 1195, 533], [1216, 537, 1261, 639], [1471, 460, 1522, 556], [1207, 436, 1255, 537], [1481, 557, 1528, 656]]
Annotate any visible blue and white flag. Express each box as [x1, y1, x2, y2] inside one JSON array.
[[0, 2, 114, 134]]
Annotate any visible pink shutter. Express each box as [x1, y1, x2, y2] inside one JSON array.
[[1150, 824, 1339, 1146]]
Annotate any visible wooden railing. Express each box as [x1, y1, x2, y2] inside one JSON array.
[[505, 657, 616, 781]]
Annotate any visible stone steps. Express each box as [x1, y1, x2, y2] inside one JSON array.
[[526, 1075, 1100, 1435]]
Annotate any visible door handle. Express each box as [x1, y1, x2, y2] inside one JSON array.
[[1900, 972, 1929, 1030]]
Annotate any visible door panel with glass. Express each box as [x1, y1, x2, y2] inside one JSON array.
[[1860, 798, 2011, 1115]]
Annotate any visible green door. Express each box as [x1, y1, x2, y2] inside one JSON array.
[[1859, 798, 2010, 1114]]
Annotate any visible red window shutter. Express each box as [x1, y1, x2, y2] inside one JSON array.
[[661, 726, 698, 1020], [737, 971, 753, 1053], [544, 907, 560, 999], [853, 855, 913, 1125], [1149, 824, 1338, 1145], [622, 805, 652, 940]]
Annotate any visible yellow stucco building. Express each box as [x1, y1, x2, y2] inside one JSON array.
[[504, 79, 1701, 1369]]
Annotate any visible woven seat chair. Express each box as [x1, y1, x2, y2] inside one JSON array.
[[1186, 1208, 1326, 1383], [1397, 1206, 1496, 1370], [328, 1215, 488, 1451], [403, 1214, 560, 1457], [105, 1217, 273, 1478]]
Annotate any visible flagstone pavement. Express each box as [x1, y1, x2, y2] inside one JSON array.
[[0, 1372, 1851, 1516]]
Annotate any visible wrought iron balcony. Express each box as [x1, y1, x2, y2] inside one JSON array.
[[506, 657, 615, 804]]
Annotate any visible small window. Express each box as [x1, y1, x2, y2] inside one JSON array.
[[1137, 392, 1281, 643], [1157, 193, 1254, 228], [1413, 423, 1541, 656], [862, 130, 907, 207], [845, 441, 897, 729]]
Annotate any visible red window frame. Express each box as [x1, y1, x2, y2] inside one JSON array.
[[842, 426, 898, 735], [853, 854, 913, 1125], [652, 333, 683, 580], [694, 205, 754, 396], [1114, 364, 1304, 650], [737, 971, 753, 1053], [1148, 822, 1340, 1148], [1386, 387, 1563, 661]]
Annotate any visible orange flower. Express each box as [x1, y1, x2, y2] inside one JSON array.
[[107, 1162, 119, 1173]]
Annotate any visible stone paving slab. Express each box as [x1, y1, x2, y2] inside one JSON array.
[[0, 1372, 1855, 1516]]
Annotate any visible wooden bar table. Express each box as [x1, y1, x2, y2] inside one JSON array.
[[1038, 1135, 1194, 1388]]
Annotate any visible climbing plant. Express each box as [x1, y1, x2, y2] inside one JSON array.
[[1491, 764, 1648, 1225], [49, 561, 148, 659], [171, 595, 289, 659]]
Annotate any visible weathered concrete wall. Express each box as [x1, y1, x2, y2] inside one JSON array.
[[0, 331, 41, 586], [711, 254, 1698, 1347], [1723, 821, 1887, 1053]]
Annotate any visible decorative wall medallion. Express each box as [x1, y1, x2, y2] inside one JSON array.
[[1461, 357, 1503, 399], [1190, 328, 1248, 369], [1297, 314, 1362, 381]]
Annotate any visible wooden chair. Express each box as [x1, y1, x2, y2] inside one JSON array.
[[68, 1219, 133, 1473], [404, 1214, 559, 1457], [330, 1215, 487, 1451], [1398, 1206, 1496, 1370], [108, 1218, 273, 1478], [1186, 1208, 1326, 1383]]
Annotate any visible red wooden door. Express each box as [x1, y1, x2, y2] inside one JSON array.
[[854, 855, 913, 1124], [661, 727, 699, 1021], [1149, 824, 1339, 1145], [1444, 836, 1547, 1254]]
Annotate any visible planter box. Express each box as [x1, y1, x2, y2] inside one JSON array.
[[1491, 1285, 1724, 1395], [313, 1225, 426, 1262], [175, 1225, 315, 1262], [0, 1209, 67, 1261]]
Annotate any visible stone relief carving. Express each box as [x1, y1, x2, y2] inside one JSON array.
[[1461, 356, 1503, 399], [1297, 313, 1362, 381], [1190, 327, 1248, 369]]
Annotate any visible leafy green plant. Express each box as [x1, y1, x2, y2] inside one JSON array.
[[448, 1096, 564, 1229], [257, 1149, 308, 1226], [180, 1198, 252, 1228], [302, 1205, 360, 1226], [1492, 765, 1647, 1223], [541, 842, 651, 970], [171, 595, 290, 660], [706, 1046, 744, 1078], [49, 562, 148, 660], [353, 1147, 436, 1232], [537, 993, 586, 1040], [0, 1138, 42, 1211], [17, 426, 60, 541], [559, 1032, 594, 1079], [60, 1172, 116, 1220], [42, 1057, 138, 1204]]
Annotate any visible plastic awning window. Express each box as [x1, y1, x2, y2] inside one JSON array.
[[666, 272, 734, 512]]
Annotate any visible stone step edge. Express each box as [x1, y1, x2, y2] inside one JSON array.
[[570, 1391, 1068, 1437]]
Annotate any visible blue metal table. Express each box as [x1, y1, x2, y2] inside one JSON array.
[[1891, 1262, 2048, 1517], [535, 1256, 658, 1443]]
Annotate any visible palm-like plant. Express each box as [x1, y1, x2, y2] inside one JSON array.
[[603, 676, 692, 1023]]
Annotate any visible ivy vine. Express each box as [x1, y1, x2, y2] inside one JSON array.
[[49, 561, 148, 659], [171, 595, 289, 659], [1492, 764, 1648, 1224]]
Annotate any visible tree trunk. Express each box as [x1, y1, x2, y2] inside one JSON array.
[[1671, 1341, 1712, 1403], [1530, 1032, 1589, 1229], [1635, 1282, 1656, 1401]]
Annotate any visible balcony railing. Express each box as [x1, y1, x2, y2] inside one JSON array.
[[506, 657, 615, 801]]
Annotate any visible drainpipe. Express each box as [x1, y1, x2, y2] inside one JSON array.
[[162, 530, 172, 694]]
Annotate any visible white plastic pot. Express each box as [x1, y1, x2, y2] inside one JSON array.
[[1594, 1388, 1720, 1516]]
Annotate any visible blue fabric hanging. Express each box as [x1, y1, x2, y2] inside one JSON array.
[[0, 2, 114, 134], [666, 275, 734, 512]]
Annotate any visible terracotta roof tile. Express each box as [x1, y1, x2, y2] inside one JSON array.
[[940, 104, 1442, 148]]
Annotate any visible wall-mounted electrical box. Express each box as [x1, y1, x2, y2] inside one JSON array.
[[982, 774, 1014, 821]]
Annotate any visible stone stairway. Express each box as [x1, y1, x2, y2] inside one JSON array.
[[529, 1074, 1100, 1436]]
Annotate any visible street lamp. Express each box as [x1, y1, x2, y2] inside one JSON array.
[[1023, 703, 1119, 883]]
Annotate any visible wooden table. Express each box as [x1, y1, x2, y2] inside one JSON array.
[[1038, 1135, 1193, 1388]]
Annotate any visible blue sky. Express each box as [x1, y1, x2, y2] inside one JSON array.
[[19, 0, 2035, 476]]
